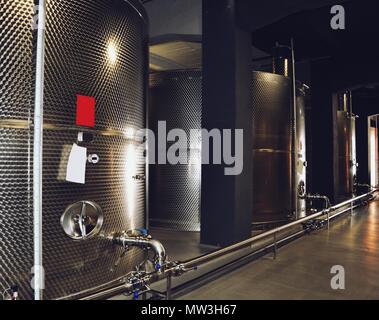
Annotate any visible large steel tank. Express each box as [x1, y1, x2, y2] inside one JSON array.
[[0, 0, 148, 299], [149, 70, 202, 232], [149, 69, 298, 229], [337, 110, 355, 198], [251, 72, 293, 224], [336, 92, 357, 200]]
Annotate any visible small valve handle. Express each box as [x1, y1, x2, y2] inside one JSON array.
[[136, 228, 149, 237], [88, 154, 100, 164], [78, 201, 87, 239]]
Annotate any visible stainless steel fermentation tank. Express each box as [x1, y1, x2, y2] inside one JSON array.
[[149, 70, 202, 232], [0, 0, 148, 299], [269, 43, 308, 221], [149, 69, 307, 229], [336, 92, 357, 200], [252, 72, 293, 224]]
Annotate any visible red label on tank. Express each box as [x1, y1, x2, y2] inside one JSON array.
[[76, 95, 95, 128]]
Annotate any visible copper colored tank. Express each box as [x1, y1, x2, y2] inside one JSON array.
[[252, 71, 293, 224]]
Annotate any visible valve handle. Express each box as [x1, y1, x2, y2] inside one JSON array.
[[79, 201, 87, 239]]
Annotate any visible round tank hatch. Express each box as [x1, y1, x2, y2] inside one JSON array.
[[61, 201, 104, 240]]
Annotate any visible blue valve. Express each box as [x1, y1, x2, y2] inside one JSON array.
[[133, 291, 139, 300], [155, 263, 161, 271], [136, 228, 148, 237]]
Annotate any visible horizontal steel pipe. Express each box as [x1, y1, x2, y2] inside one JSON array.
[[77, 191, 376, 300], [180, 191, 377, 269]]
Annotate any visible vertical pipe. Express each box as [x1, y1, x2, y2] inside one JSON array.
[[166, 274, 172, 300], [378, 115, 379, 187], [273, 233, 277, 259], [33, 0, 47, 301], [327, 210, 330, 229], [368, 116, 371, 186], [376, 115, 378, 187], [143, 20, 150, 232], [291, 38, 298, 219], [349, 91, 355, 195]]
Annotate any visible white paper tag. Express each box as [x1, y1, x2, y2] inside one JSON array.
[[66, 143, 87, 184]]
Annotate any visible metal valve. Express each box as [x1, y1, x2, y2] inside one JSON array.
[[88, 154, 100, 164], [61, 201, 104, 240]]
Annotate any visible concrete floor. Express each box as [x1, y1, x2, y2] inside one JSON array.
[[150, 228, 215, 261], [179, 198, 379, 300], [149, 228, 266, 262]]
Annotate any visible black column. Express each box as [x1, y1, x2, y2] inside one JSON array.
[[309, 59, 338, 202], [201, 0, 252, 246]]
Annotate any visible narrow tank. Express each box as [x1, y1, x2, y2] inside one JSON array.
[[336, 92, 357, 200], [251, 72, 293, 224], [149, 70, 202, 232], [0, 0, 148, 299]]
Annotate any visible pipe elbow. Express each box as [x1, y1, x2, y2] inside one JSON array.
[[109, 230, 167, 271], [148, 239, 167, 268]]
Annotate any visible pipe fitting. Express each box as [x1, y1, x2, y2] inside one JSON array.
[[109, 230, 167, 272], [355, 182, 374, 191], [301, 193, 331, 210]]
